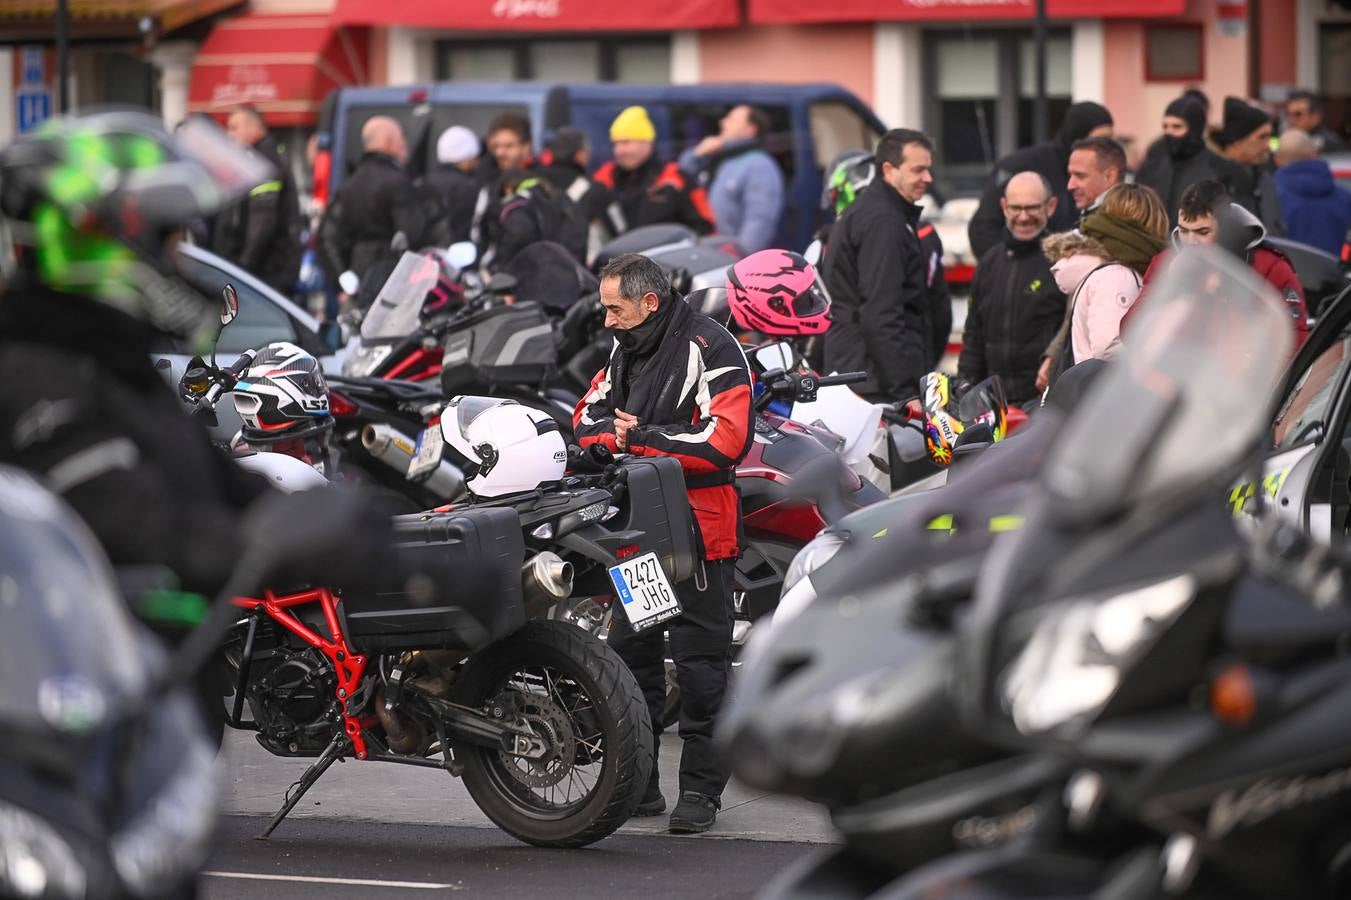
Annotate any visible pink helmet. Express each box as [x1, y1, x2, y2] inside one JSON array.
[[726, 249, 832, 336]]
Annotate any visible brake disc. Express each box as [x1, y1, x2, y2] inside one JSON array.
[[498, 691, 577, 789]]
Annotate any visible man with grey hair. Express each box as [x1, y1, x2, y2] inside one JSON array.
[[574, 252, 752, 835], [957, 171, 1068, 404], [1275, 128, 1351, 256]]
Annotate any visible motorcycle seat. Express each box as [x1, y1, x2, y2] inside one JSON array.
[[1224, 576, 1351, 659]]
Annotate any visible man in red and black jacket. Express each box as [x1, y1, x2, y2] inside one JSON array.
[[592, 105, 716, 237], [1124, 180, 1310, 349], [574, 252, 752, 835]]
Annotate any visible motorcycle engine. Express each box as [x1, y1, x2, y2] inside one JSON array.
[[247, 647, 341, 756]]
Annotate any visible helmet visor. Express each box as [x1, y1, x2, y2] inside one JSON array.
[[789, 277, 832, 318], [448, 396, 510, 443]]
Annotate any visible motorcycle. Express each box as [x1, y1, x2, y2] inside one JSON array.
[[218, 398, 699, 847], [851, 248, 1351, 898]]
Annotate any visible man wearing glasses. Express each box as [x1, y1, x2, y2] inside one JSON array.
[[957, 171, 1068, 406]]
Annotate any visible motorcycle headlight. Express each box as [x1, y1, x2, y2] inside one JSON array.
[[342, 343, 392, 377], [110, 738, 221, 898], [1001, 575, 1195, 736], [782, 532, 846, 598], [0, 802, 87, 900]]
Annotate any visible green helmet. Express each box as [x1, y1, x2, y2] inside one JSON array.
[[823, 149, 876, 217], [0, 109, 271, 339]]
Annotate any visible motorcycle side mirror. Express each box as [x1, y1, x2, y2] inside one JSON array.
[[338, 270, 360, 296], [446, 241, 478, 272], [486, 273, 518, 295], [220, 284, 239, 326], [154, 358, 172, 372], [803, 239, 823, 267], [953, 423, 994, 457], [391, 231, 410, 254]]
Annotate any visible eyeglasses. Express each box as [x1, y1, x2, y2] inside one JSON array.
[[1006, 204, 1048, 215]]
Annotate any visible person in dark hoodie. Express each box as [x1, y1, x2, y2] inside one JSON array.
[[966, 101, 1114, 260], [1274, 129, 1351, 257], [1137, 96, 1245, 227], [1211, 96, 1287, 237]]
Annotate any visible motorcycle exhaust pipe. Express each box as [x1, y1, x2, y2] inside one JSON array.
[[374, 685, 423, 754], [522, 551, 574, 616], [361, 423, 466, 500]]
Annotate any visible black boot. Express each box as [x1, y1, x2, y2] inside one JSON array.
[[668, 791, 720, 834]]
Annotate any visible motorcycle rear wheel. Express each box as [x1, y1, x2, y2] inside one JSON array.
[[451, 620, 653, 848]]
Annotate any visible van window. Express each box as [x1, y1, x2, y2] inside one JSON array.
[[809, 102, 883, 171], [174, 251, 301, 355], [665, 102, 795, 183]]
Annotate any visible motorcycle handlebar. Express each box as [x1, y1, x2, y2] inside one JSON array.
[[815, 372, 868, 387], [226, 349, 257, 378]]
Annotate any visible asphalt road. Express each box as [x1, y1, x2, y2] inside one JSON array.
[[201, 815, 815, 899]]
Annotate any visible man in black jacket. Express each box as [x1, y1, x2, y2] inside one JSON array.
[[424, 125, 483, 246], [1213, 96, 1287, 237], [318, 116, 429, 303], [214, 106, 302, 294], [966, 102, 1114, 260], [824, 128, 934, 403], [958, 171, 1067, 405], [536, 127, 613, 261], [1137, 96, 1245, 227]]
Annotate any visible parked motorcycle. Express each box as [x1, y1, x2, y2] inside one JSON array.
[[880, 246, 1351, 899], [219, 397, 698, 848]]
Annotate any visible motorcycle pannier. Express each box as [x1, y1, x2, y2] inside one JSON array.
[[343, 507, 526, 652], [440, 302, 557, 396], [613, 456, 698, 585]]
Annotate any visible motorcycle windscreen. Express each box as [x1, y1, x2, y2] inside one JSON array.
[[360, 252, 442, 341], [1041, 248, 1293, 524], [0, 469, 151, 736]]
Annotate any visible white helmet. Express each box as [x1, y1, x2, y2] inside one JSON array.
[[440, 396, 567, 498]]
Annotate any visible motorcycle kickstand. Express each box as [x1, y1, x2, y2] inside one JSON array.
[[257, 732, 348, 840]]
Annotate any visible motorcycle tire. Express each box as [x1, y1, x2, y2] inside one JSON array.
[[451, 620, 653, 848]]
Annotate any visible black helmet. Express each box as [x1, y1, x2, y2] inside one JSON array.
[[0, 109, 271, 341]]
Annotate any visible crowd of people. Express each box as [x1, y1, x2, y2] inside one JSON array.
[[946, 88, 1346, 408]]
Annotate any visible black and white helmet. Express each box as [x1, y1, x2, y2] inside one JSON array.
[[233, 342, 333, 444]]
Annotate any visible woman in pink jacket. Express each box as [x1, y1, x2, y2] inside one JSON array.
[[1038, 184, 1170, 387]]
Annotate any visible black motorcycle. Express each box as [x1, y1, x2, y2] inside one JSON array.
[[880, 247, 1351, 898]]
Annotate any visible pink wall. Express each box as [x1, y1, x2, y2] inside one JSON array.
[[1103, 0, 1249, 168], [1259, 0, 1297, 86], [369, 27, 389, 86], [699, 23, 875, 104]]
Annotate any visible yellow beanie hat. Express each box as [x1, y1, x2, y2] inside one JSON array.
[[610, 106, 656, 144]]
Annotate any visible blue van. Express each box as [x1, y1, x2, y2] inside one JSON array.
[[320, 82, 886, 252]]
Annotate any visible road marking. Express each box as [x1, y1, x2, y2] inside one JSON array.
[[201, 872, 460, 890]]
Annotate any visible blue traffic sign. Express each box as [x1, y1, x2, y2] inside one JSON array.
[[17, 90, 52, 135]]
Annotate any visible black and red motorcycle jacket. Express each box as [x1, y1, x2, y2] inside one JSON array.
[[574, 297, 752, 561]]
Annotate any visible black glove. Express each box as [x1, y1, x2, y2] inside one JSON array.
[[240, 486, 403, 596]]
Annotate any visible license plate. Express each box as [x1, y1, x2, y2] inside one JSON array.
[[608, 552, 682, 632], [406, 426, 443, 483]]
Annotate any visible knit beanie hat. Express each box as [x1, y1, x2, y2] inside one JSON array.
[[436, 126, 480, 165], [610, 106, 656, 144], [1216, 97, 1270, 148]]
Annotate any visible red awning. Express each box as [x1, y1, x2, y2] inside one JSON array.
[[750, 0, 1184, 22], [188, 14, 368, 127], [331, 0, 738, 30]]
